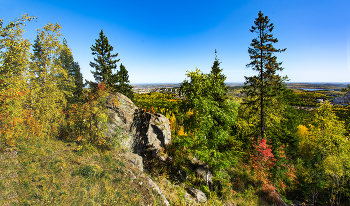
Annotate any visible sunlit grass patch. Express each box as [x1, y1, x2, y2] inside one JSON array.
[[6, 136, 167, 205]]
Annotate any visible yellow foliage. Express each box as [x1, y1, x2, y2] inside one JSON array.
[[177, 126, 186, 136], [186, 109, 194, 118], [296, 125, 308, 137], [169, 113, 176, 131]]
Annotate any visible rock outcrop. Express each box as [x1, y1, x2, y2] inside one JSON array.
[[186, 187, 207, 203], [195, 164, 213, 187], [104, 92, 171, 157], [103, 92, 172, 205], [124, 152, 144, 172]]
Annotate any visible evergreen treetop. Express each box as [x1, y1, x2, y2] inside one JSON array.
[[115, 63, 134, 100], [210, 49, 228, 103], [89, 29, 119, 90]]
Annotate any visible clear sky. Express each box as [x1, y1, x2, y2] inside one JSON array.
[[1, 0, 349, 84]]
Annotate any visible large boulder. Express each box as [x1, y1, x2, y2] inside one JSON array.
[[104, 92, 171, 156]]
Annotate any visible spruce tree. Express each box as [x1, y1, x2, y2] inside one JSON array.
[[89, 29, 119, 90], [71, 62, 84, 99], [210, 49, 228, 103], [31, 35, 45, 86], [59, 38, 84, 102], [115, 63, 133, 100], [242, 10, 288, 140]]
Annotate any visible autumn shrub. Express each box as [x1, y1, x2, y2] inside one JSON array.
[[60, 82, 115, 151]]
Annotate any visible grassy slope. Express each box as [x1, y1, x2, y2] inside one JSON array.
[[1, 137, 169, 205], [1, 136, 266, 205]]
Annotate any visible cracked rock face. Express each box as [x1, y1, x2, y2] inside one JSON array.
[[104, 92, 171, 156]]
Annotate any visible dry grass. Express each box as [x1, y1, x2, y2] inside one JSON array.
[[0, 137, 165, 205]]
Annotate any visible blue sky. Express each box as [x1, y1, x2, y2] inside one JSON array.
[[1, 0, 349, 84]]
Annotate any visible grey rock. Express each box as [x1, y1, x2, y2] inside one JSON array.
[[184, 193, 197, 204], [125, 169, 136, 181], [186, 187, 207, 203], [124, 152, 143, 172], [140, 173, 170, 206], [195, 164, 213, 186], [104, 92, 172, 156]]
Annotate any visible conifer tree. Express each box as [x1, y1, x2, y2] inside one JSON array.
[[89, 29, 119, 91], [115, 63, 133, 100], [242, 10, 288, 140], [59, 38, 84, 102], [71, 61, 84, 100], [31, 34, 45, 86], [210, 49, 228, 103]]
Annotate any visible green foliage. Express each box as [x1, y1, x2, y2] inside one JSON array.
[[179, 52, 241, 178], [0, 15, 43, 146], [341, 84, 350, 93], [297, 102, 350, 205], [134, 92, 180, 113], [288, 90, 327, 107], [2, 13, 350, 206], [114, 63, 134, 100], [332, 105, 350, 136], [89, 29, 119, 91]]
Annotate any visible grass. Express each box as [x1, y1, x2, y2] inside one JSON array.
[[0, 135, 268, 206], [0, 137, 166, 205]]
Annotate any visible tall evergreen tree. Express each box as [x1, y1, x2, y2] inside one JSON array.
[[59, 38, 84, 102], [242, 10, 288, 140], [31, 34, 45, 86], [89, 29, 119, 90], [71, 61, 84, 99], [115, 63, 133, 100]]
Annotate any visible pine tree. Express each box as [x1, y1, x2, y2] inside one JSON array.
[[115, 63, 133, 100], [31, 34, 45, 86], [71, 61, 84, 100], [242, 10, 288, 140], [59, 38, 84, 102], [89, 29, 119, 91], [210, 49, 228, 103]]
